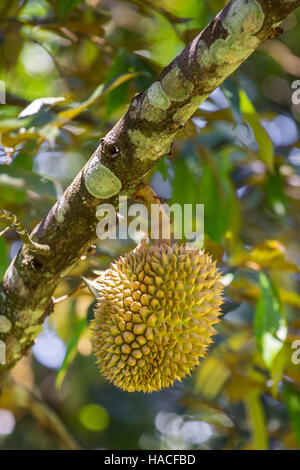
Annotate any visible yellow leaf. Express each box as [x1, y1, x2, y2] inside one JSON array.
[[245, 388, 268, 450], [233, 240, 299, 272], [58, 72, 140, 124]]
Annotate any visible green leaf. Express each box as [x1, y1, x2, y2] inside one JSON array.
[[56, 316, 87, 390], [57, 72, 139, 124], [270, 343, 289, 397], [82, 276, 102, 297], [222, 77, 242, 124], [254, 272, 287, 369], [195, 357, 230, 399], [245, 389, 268, 450], [130, 55, 156, 92], [266, 168, 286, 216], [283, 384, 300, 448], [105, 49, 131, 118], [0, 166, 57, 198], [58, 83, 105, 122], [146, 12, 185, 66], [171, 155, 197, 239], [172, 157, 196, 206], [239, 89, 274, 171], [79, 403, 109, 431], [156, 157, 169, 181], [198, 148, 239, 244]]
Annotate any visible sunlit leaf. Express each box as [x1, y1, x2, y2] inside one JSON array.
[[18, 97, 65, 119], [105, 49, 131, 118], [130, 55, 156, 92], [234, 240, 299, 272], [229, 277, 300, 310], [195, 357, 231, 399], [198, 148, 240, 244], [155, 157, 169, 180], [270, 343, 289, 397], [171, 154, 197, 239], [245, 389, 268, 450], [82, 276, 102, 298]]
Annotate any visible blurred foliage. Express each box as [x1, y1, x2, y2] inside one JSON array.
[[0, 0, 300, 450]]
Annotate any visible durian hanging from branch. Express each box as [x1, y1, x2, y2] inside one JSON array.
[[91, 184, 224, 392]]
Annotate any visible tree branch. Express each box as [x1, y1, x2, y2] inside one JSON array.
[[1, 0, 300, 386], [0, 210, 50, 255]]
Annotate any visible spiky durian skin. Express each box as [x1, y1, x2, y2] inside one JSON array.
[[91, 243, 224, 393]]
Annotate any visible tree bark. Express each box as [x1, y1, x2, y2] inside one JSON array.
[[1, 0, 300, 386]]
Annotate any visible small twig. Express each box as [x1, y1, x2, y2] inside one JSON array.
[[0, 209, 50, 255]]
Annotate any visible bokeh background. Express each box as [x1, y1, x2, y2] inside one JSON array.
[[1, 0, 300, 450]]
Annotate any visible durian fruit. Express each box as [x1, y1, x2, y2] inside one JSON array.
[[91, 242, 224, 393]]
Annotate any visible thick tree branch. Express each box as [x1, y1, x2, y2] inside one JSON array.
[[1, 0, 300, 386]]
